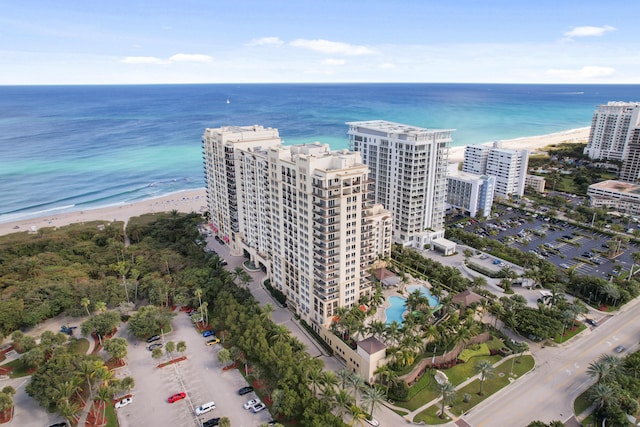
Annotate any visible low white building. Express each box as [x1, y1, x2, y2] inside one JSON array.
[[588, 180, 640, 215], [446, 168, 495, 218]]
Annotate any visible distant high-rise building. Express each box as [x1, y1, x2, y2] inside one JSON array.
[[462, 142, 529, 199], [347, 120, 454, 251], [584, 102, 640, 162], [446, 167, 495, 218], [202, 125, 392, 328]]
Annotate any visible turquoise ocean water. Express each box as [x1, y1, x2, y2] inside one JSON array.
[[1, 83, 640, 223]]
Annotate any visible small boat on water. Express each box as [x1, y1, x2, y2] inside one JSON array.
[[226, 98, 230, 104]]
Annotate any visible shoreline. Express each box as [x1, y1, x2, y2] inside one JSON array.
[[448, 126, 590, 163], [0, 127, 591, 238], [0, 189, 208, 237]]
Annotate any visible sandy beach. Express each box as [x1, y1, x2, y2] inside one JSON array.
[[0, 189, 208, 237], [0, 127, 591, 237], [448, 126, 590, 163]]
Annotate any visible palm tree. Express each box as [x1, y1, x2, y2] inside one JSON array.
[[57, 400, 82, 426], [436, 381, 457, 419], [79, 360, 100, 400], [367, 321, 387, 341], [474, 360, 495, 395], [334, 389, 354, 418], [599, 354, 625, 376], [271, 325, 290, 343], [361, 385, 386, 417], [307, 365, 324, 398], [81, 297, 91, 317], [96, 386, 113, 426], [201, 301, 209, 326], [347, 372, 365, 405], [348, 404, 367, 427], [176, 341, 187, 355], [588, 383, 616, 411], [587, 360, 612, 384], [195, 288, 203, 321], [337, 368, 351, 390]]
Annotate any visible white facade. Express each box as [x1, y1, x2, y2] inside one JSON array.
[[584, 102, 640, 162], [202, 126, 392, 328], [463, 142, 529, 199], [347, 120, 452, 248], [446, 171, 495, 218], [587, 179, 640, 216]]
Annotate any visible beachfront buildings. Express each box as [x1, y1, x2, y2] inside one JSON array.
[[462, 142, 529, 199], [202, 125, 392, 328], [446, 167, 495, 218], [346, 120, 455, 253], [583, 102, 640, 163]]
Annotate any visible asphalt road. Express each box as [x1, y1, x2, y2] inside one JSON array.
[[463, 297, 640, 427]]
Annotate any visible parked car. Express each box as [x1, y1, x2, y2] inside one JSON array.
[[147, 343, 163, 351], [202, 329, 216, 338], [168, 392, 187, 403], [206, 337, 220, 346], [49, 422, 68, 427], [243, 398, 261, 409], [146, 335, 161, 343], [114, 397, 133, 409], [364, 417, 380, 426], [195, 401, 216, 416], [585, 318, 598, 327], [203, 418, 220, 427], [237, 386, 254, 395], [251, 402, 266, 413]]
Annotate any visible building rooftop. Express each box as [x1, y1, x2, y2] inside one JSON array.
[[357, 336, 386, 355], [590, 180, 640, 195], [347, 120, 454, 135]]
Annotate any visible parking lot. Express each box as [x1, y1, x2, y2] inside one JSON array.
[[459, 207, 639, 280], [115, 312, 272, 427]]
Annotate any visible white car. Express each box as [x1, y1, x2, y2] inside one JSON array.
[[114, 397, 133, 409], [364, 417, 380, 426], [243, 398, 261, 410], [251, 402, 267, 413]]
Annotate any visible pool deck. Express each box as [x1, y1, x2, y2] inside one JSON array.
[[370, 278, 435, 325]]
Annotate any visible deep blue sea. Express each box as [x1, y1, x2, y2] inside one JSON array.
[[2, 83, 640, 223]]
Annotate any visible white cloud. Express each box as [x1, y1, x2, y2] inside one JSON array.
[[546, 66, 616, 79], [246, 37, 283, 46], [564, 25, 615, 38], [321, 58, 346, 66], [379, 63, 396, 69], [290, 39, 377, 56], [121, 56, 168, 64], [169, 53, 213, 63], [122, 54, 213, 65]]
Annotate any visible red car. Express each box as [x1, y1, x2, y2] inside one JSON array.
[[168, 392, 186, 403]]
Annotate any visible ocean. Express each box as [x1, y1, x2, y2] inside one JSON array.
[[1, 83, 640, 223]]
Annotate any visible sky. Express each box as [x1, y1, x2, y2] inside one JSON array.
[[1, 0, 639, 85]]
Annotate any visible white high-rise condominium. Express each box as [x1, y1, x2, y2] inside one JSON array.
[[347, 120, 452, 247], [584, 102, 640, 162], [202, 125, 392, 329], [462, 142, 529, 199]]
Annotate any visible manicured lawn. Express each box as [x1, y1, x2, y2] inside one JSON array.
[[68, 338, 90, 355], [450, 356, 534, 416], [394, 355, 501, 412], [4, 359, 32, 378], [105, 404, 118, 427], [413, 404, 451, 425], [554, 323, 586, 343], [573, 389, 591, 416]]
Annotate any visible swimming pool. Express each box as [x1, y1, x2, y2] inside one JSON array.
[[385, 286, 440, 325], [406, 285, 439, 307]]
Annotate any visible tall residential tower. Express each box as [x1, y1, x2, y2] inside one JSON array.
[[347, 120, 453, 251], [202, 125, 392, 329]]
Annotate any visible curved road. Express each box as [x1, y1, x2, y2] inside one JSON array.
[[463, 297, 640, 427]]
